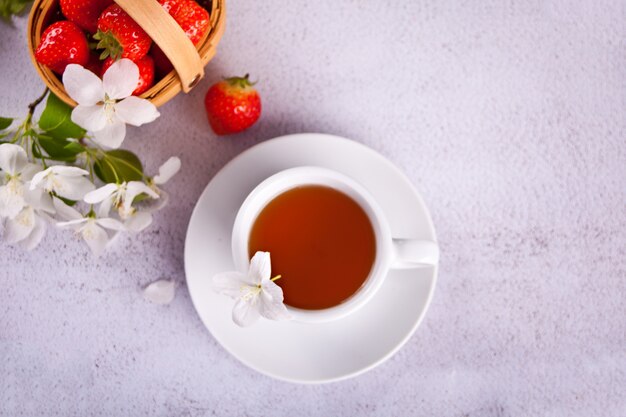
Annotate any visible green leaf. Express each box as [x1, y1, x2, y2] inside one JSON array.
[[94, 149, 143, 183], [0, 0, 31, 22], [63, 141, 85, 154], [31, 141, 43, 159], [55, 195, 77, 206], [39, 93, 85, 141], [0, 117, 12, 130], [36, 135, 84, 162]]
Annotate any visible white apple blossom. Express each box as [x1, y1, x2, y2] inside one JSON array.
[[0, 144, 43, 219], [30, 165, 94, 201], [63, 59, 160, 149], [120, 156, 182, 232], [212, 251, 292, 327], [84, 181, 159, 220], [56, 202, 125, 257], [1, 71, 181, 257], [2, 186, 59, 250], [4, 206, 48, 249]]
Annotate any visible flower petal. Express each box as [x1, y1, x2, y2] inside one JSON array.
[[71, 105, 107, 132], [232, 297, 261, 327], [248, 251, 272, 284], [20, 163, 43, 181], [55, 175, 95, 201], [102, 58, 139, 100], [0, 183, 25, 219], [49, 166, 90, 177], [139, 189, 169, 212], [81, 222, 109, 256], [23, 187, 54, 213], [57, 218, 88, 228], [122, 181, 158, 214], [0, 143, 28, 175], [37, 210, 54, 224], [153, 157, 181, 185], [92, 120, 126, 149], [53, 197, 82, 221], [3, 206, 35, 243], [20, 214, 47, 250], [212, 271, 248, 298], [260, 281, 292, 321], [62, 64, 104, 105], [143, 279, 176, 305], [115, 96, 160, 126], [96, 217, 125, 231], [97, 197, 112, 218], [84, 183, 117, 204], [29, 169, 47, 190], [125, 211, 152, 232]]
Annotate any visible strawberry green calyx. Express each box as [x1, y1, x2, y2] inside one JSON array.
[[224, 74, 257, 90], [93, 30, 122, 61]]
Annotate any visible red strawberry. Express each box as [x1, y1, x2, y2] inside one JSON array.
[[151, 45, 173, 78], [159, 0, 209, 44], [59, 0, 113, 33], [101, 55, 155, 96], [94, 4, 152, 61], [196, 0, 213, 12], [84, 51, 103, 75], [204, 74, 262, 136], [158, 0, 183, 15], [35, 21, 89, 75], [153, 0, 210, 76]]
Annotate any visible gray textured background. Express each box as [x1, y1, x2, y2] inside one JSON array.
[[1, 1, 625, 416]]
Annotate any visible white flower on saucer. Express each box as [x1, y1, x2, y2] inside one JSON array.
[[56, 200, 125, 256], [212, 251, 292, 327], [30, 165, 94, 201], [84, 181, 159, 220], [0, 144, 43, 219], [63, 59, 160, 149]]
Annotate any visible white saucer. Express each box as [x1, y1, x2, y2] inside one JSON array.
[[184, 133, 438, 383]]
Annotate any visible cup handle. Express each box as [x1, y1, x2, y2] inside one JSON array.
[[391, 239, 439, 269]]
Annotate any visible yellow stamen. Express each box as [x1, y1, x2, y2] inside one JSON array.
[[239, 285, 262, 302]]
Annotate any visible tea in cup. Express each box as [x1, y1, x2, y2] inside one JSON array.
[[232, 167, 439, 323]]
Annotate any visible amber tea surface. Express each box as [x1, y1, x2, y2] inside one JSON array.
[[248, 185, 376, 310]]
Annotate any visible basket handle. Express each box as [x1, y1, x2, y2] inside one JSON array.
[[114, 0, 204, 93]]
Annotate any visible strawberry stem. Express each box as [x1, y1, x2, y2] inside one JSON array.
[[93, 30, 122, 61], [224, 74, 257, 88]]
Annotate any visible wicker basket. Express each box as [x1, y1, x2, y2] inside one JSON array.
[[27, 0, 226, 107]]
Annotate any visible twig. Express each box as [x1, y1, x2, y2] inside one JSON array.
[[27, 87, 50, 117]]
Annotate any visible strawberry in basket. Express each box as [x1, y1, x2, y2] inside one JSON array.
[[95, 4, 152, 61], [33, 0, 216, 101], [151, 0, 210, 76], [34, 21, 89, 74], [59, 0, 113, 33]]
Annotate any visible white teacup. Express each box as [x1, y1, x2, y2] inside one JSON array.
[[232, 166, 439, 323]]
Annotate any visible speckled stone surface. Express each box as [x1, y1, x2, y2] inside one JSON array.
[[1, 1, 625, 416]]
